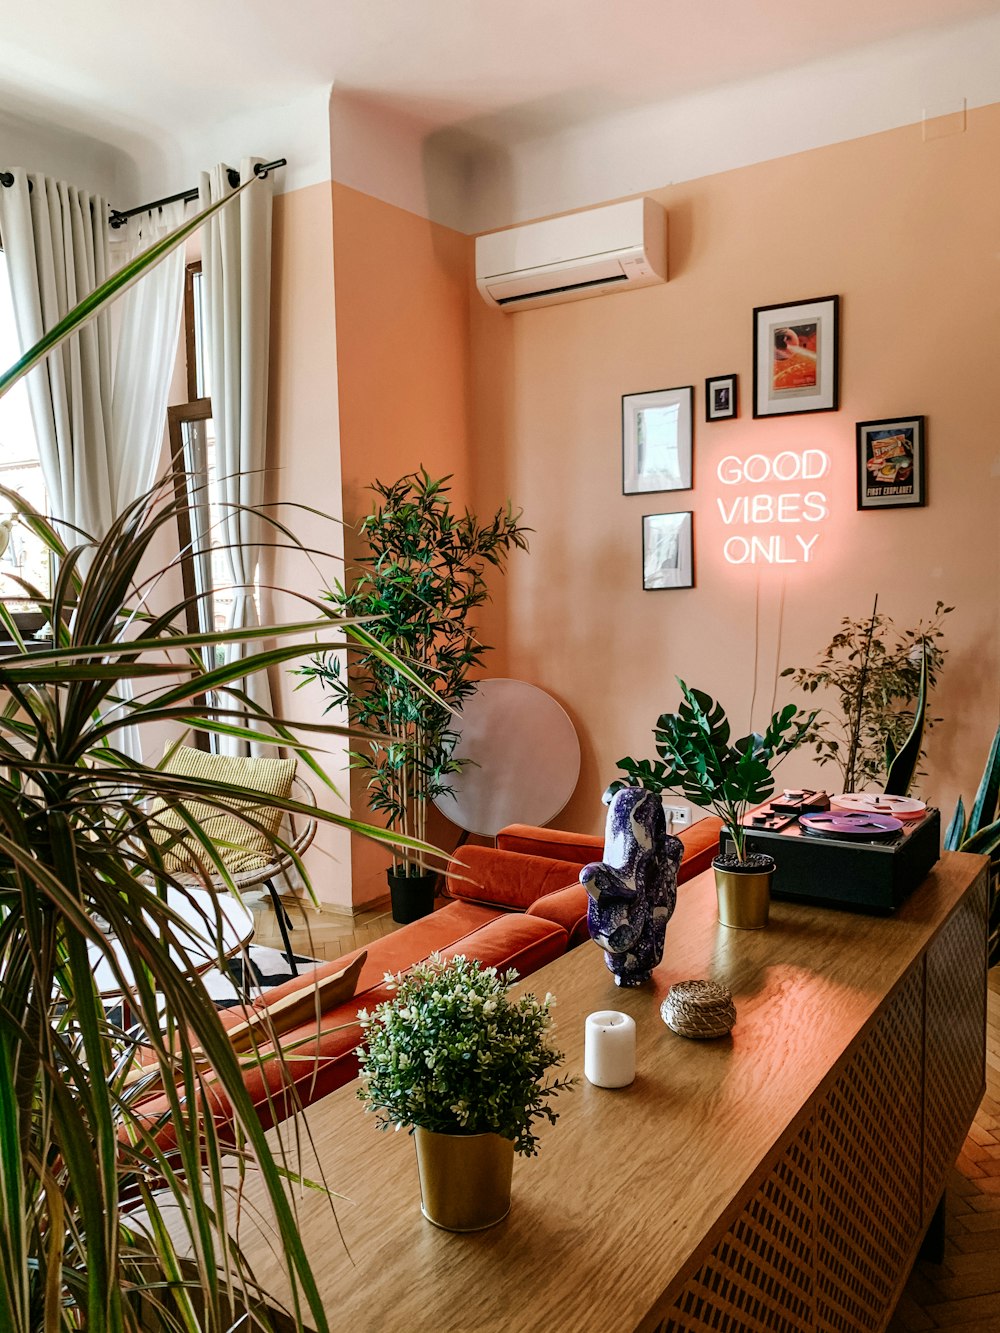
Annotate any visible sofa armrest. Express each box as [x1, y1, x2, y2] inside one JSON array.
[[525, 883, 590, 948], [446, 844, 585, 912]]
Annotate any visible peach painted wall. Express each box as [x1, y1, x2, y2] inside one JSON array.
[[470, 106, 1000, 835], [330, 182, 478, 905], [265, 181, 356, 908]]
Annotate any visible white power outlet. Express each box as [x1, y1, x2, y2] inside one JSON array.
[[662, 803, 692, 830]]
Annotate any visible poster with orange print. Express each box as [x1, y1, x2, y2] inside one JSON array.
[[856, 416, 926, 510], [753, 296, 839, 417]]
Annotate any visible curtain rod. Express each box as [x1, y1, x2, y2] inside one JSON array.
[[0, 158, 286, 226], [108, 158, 286, 228]]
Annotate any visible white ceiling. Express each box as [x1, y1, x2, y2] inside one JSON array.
[[4, 0, 1000, 154]]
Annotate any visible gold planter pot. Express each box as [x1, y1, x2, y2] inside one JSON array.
[[413, 1127, 515, 1232], [713, 857, 774, 930]]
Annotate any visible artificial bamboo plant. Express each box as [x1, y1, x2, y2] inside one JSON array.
[[298, 470, 528, 878], [0, 173, 434, 1331]]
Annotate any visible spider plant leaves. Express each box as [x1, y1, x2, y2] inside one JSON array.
[[0, 477, 465, 1331]]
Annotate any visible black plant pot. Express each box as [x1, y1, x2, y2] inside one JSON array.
[[387, 868, 437, 924]]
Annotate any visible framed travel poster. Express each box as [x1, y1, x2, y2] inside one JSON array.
[[753, 295, 839, 417], [856, 416, 925, 510]]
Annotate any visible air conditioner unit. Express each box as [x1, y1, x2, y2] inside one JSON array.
[[475, 197, 667, 312]]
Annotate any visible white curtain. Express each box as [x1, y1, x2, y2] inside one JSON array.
[[109, 202, 186, 514], [0, 172, 187, 759], [0, 173, 186, 543], [199, 159, 274, 756], [0, 172, 114, 546]]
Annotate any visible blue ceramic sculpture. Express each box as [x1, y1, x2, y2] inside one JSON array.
[[582, 787, 683, 987]]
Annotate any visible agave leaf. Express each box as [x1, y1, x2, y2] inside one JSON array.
[[944, 795, 967, 852], [884, 641, 927, 797], [961, 815, 1000, 858], [968, 723, 1000, 838]]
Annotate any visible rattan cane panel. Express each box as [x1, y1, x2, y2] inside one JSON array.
[[655, 1125, 815, 1333], [924, 875, 989, 1218], [814, 964, 924, 1333]]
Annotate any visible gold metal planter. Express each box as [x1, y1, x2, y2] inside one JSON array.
[[714, 859, 774, 930], [413, 1127, 515, 1232]]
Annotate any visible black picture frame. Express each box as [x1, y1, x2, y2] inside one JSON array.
[[622, 386, 693, 495], [705, 374, 737, 421], [642, 512, 694, 590], [856, 416, 926, 510], [752, 295, 839, 418]]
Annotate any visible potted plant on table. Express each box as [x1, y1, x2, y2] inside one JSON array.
[[299, 471, 528, 923], [610, 681, 816, 930], [357, 953, 574, 1231]]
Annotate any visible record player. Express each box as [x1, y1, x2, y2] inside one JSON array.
[[741, 789, 940, 914]]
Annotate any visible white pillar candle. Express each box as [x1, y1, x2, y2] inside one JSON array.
[[584, 1011, 636, 1088]]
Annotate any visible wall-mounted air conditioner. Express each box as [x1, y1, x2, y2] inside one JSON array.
[[475, 197, 667, 312]]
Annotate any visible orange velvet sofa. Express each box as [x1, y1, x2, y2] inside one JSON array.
[[138, 816, 722, 1140]]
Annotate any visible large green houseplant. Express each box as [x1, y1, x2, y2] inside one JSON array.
[[780, 599, 951, 792], [0, 178, 435, 1331], [945, 723, 1000, 967], [610, 682, 815, 929], [299, 470, 528, 922]]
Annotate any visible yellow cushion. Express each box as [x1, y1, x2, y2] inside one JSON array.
[[154, 745, 295, 876]]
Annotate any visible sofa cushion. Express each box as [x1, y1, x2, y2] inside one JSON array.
[[152, 744, 295, 874]]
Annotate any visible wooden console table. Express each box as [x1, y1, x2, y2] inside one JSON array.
[[237, 852, 988, 1332]]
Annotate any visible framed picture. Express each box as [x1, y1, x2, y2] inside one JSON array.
[[643, 512, 694, 590], [856, 416, 925, 510], [623, 386, 693, 494], [753, 295, 839, 417], [705, 374, 737, 421]]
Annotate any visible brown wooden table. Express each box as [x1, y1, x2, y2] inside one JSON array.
[[236, 852, 989, 1333]]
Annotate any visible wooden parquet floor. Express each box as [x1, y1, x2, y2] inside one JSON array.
[[255, 896, 1000, 1331]]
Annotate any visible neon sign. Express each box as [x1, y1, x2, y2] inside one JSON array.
[[716, 448, 831, 565]]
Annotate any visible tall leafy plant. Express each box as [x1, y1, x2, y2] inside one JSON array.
[[0, 173, 434, 1330], [780, 599, 951, 791], [298, 470, 528, 875]]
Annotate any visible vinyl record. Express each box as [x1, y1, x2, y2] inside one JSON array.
[[830, 792, 927, 821], [799, 811, 903, 840]]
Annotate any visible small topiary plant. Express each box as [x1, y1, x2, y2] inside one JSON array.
[[357, 954, 575, 1156]]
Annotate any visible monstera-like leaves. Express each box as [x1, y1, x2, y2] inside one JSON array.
[[611, 681, 816, 863]]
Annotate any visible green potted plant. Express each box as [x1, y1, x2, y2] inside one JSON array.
[[780, 598, 951, 792], [299, 470, 528, 923], [610, 681, 816, 930], [0, 182, 434, 1332], [357, 953, 574, 1231], [945, 722, 1000, 967]]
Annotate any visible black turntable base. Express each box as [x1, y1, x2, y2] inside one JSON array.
[[742, 793, 941, 914]]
